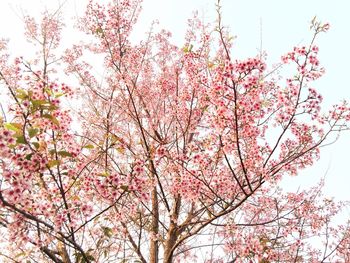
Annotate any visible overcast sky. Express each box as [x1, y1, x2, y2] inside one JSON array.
[[0, 0, 349, 218]]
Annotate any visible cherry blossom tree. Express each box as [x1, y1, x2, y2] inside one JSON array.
[[0, 0, 349, 262]]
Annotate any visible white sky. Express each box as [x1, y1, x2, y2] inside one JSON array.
[[0, 0, 349, 217]]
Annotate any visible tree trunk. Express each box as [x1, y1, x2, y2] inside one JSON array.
[[57, 241, 72, 263], [163, 196, 181, 263], [163, 224, 177, 263], [149, 187, 159, 263]]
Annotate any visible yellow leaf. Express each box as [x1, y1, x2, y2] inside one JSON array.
[[48, 160, 60, 168], [116, 147, 125, 154]]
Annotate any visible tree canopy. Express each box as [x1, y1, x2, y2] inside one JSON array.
[[0, 1, 349, 262]]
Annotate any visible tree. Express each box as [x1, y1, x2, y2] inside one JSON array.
[[0, 0, 349, 262]]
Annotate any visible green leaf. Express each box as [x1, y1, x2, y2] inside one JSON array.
[[58, 151, 73, 157], [8, 144, 16, 149], [32, 99, 50, 107], [102, 226, 113, 238], [98, 171, 109, 177], [14, 252, 26, 258], [75, 252, 82, 263], [95, 27, 103, 35], [32, 142, 40, 149], [47, 105, 58, 110], [120, 185, 129, 192], [25, 153, 33, 160], [28, 128, 39, 138], [55, 92, 65, 98], [44, 88, 53, 96], [48, 160, 60, 168], [83, 144, 94, 149], [96, 238, 104, 248], [4, 122, 21, 132], [182, 44, 193, 53], [42, 114, 59, 125], [81, 253, 96, 262], [16, 89, 28, 100], [32, 100, 57, 111], [16, 135, 26, 144]]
